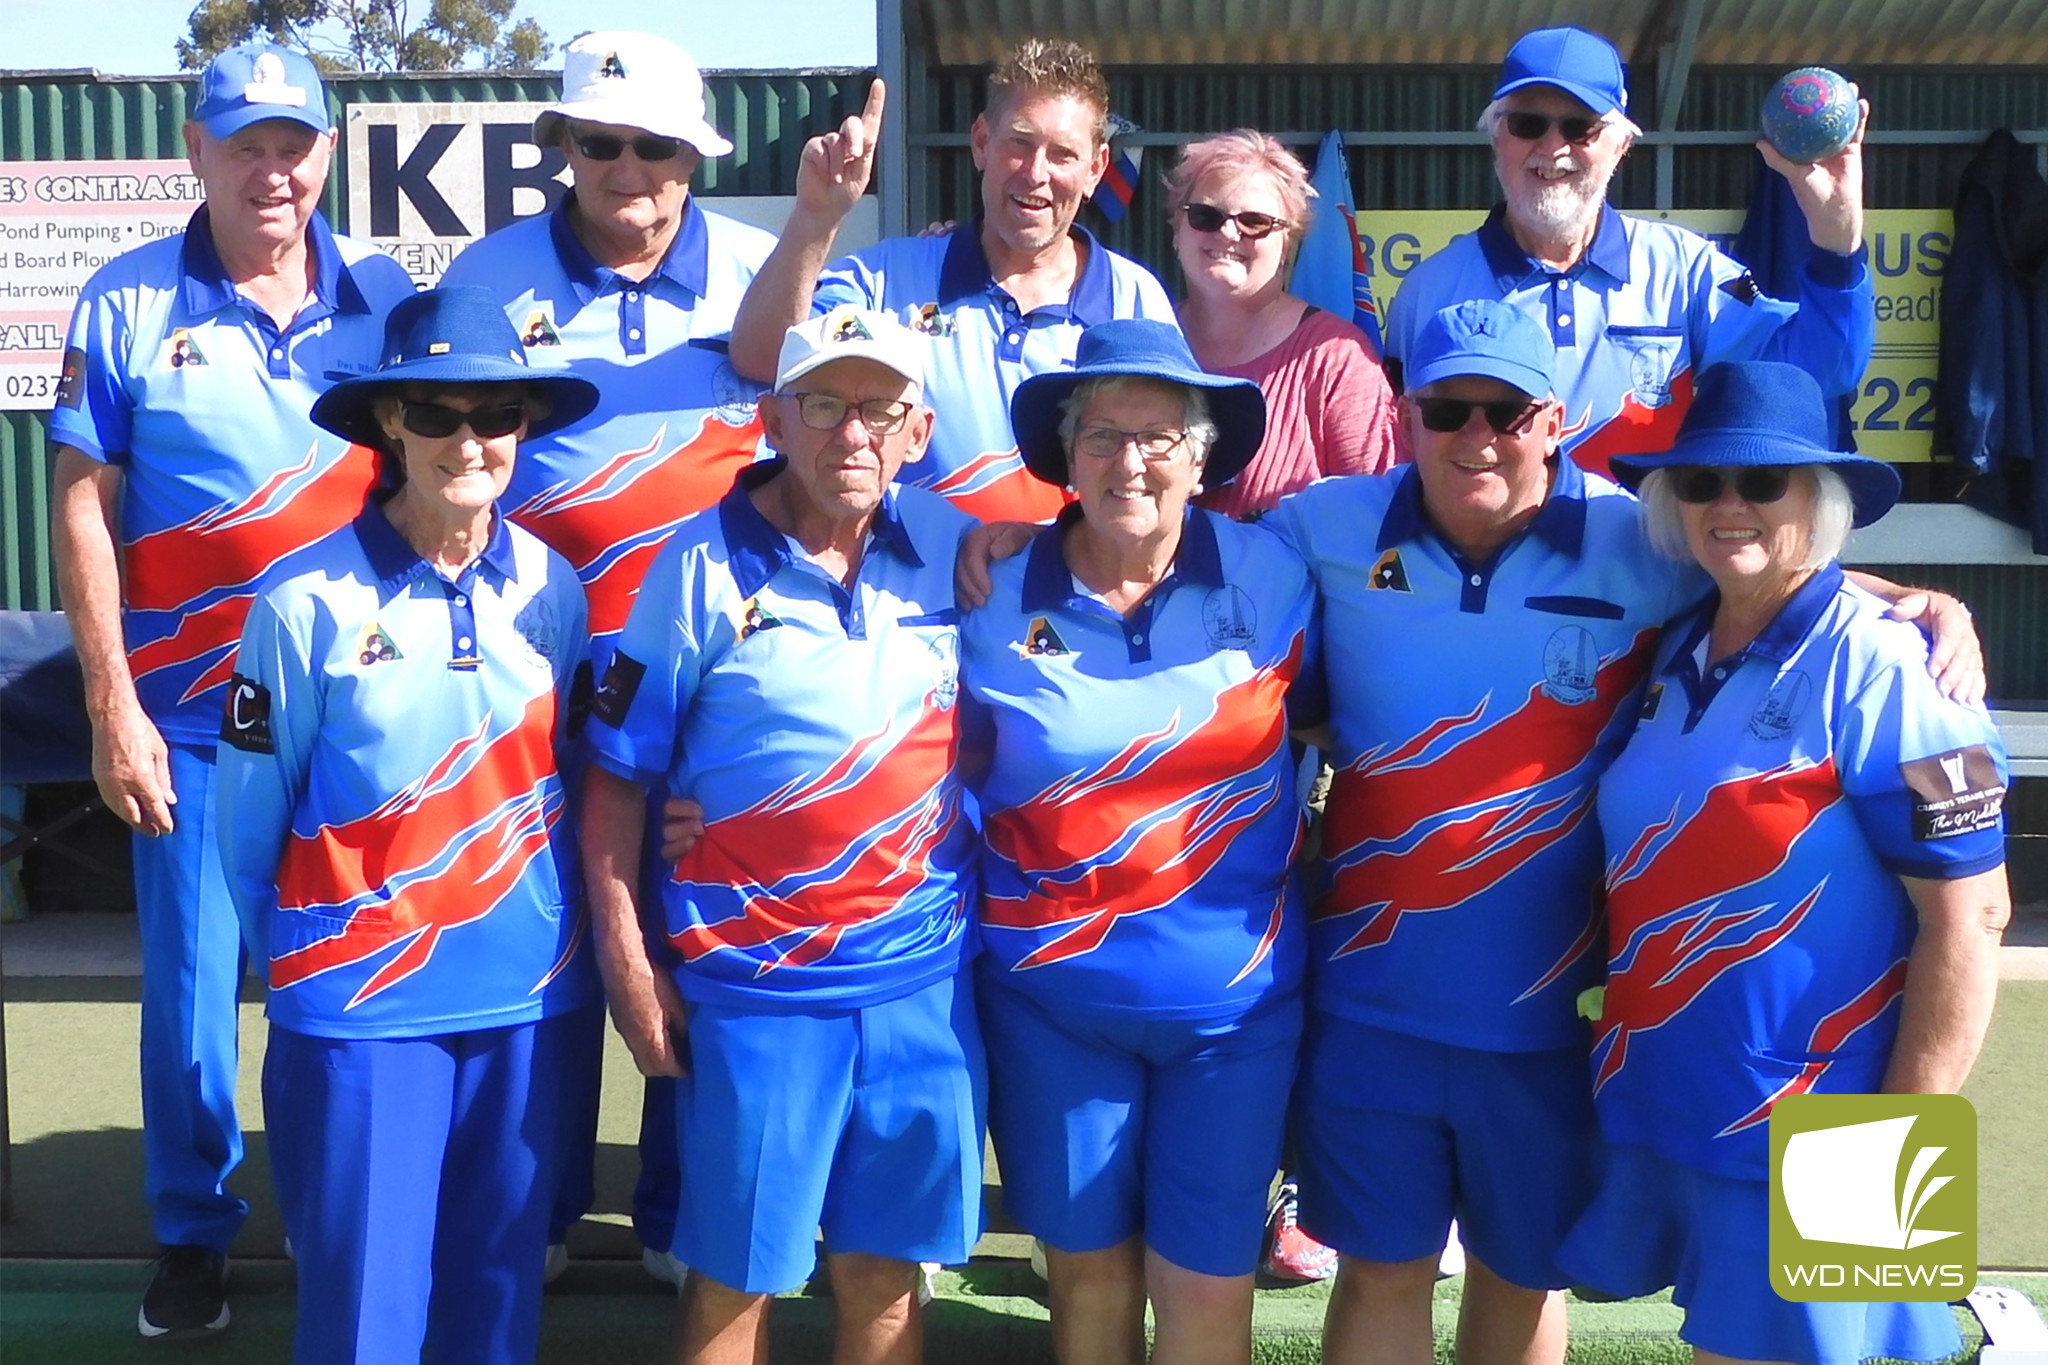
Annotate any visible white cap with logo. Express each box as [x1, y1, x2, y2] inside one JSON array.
[[776, 308, 927, 394], [533, 31, 733, 158]]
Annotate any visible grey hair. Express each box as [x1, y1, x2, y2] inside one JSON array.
[[1056, 375, 1219, 467], [1477, 97, 1643, 142], [1637, 465, 1853, 570]]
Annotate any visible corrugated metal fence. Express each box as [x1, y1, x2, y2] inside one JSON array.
[[0, 67, 873, 613]]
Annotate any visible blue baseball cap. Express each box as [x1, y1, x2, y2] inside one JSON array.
[[193, 42, 331, 140], [310, 287, 600, 451], [1404, 300, 1556, 399], [1494, 26, 1629, 118]]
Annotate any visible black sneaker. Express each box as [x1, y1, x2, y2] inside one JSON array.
[[138, 1245, 230, 1337]]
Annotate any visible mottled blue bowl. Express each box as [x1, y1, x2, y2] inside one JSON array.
[[1760, 67, 1859, 163]]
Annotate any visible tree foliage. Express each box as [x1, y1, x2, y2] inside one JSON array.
[[177, 0, 552, 73]]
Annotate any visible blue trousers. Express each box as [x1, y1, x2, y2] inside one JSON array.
[[133, 741, 247, 1250], [263, 1011, 575, 1365]]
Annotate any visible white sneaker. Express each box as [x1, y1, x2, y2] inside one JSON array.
[[1028, 1238, 1047, 1282], [543, 1242, 569, 1284], [643, 1246, 689, 1291], [917, 1262, 940, 1305]]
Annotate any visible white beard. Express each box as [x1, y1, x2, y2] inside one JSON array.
[[1499, 157, 1616, 240]]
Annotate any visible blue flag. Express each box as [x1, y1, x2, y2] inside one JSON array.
[[1291, 130, 1383, 354]]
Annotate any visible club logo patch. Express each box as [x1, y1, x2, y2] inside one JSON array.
[[1541, 626, 1598, 705], [712, 361, 765, 424], [220, 674, 275, 753], [168, 329, 208, 368], [1748, 670, 1812, 741], [1627, 339, 1677, 407], [1899, 745, 2005, 841], [513, 595, 560, 668], [910, 302, 953, 337], [520, 309, 560, 348], [590, 651, 647, 729], [355, 622, 403, 666], [737, 596, 783, 643], [1202, 585, 1258, 650], [1368, 549, 1410, 592], [927, 632, 959, 709], [1014, 616, 1070, 658]]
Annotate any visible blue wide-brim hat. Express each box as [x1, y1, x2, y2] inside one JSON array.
[[1609, 361, 1901, 528], [310, 286, 599, 450], [1010, 319, 1267, 488]]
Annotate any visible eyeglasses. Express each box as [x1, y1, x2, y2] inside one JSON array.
[[1499, 111, 1607, 145], [1073, 426, 1190, 461], [572, 131, 685, 162], [399, 400, 527, 439], [1413, 396, 1545, 435], [1672, 466, 1795, 505], [783, 392, 915, 435], [1180, 203, 1290, 239]]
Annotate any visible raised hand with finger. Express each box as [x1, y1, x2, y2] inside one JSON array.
[[795, 78, 888, 225]]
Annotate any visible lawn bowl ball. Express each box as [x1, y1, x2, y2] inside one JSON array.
[[1760, 67, 1859, 163]]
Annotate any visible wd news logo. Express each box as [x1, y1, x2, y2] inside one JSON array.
[[1769, 1094, 1977, 1302]]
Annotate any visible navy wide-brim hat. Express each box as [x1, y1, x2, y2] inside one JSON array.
[[310, 285, 599, 450], [1609, 360, 1902, 528], [1010, 319, 1267, 488]]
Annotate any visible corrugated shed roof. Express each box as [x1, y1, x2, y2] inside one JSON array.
[[910, 0, 2048, 65]]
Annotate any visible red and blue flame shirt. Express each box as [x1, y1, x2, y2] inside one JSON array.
[[215, 504, 597, 1040], [1383, 205, 1874, 479], [961, 507, 1316, 1019], [582, 462, 980, 1010], [1261, 460, 1700, 1051], [812, 222, 1177, 524], [48, 208, 415, 745], [440, 196, 775, 666], [1591, 565, 2007, 1178]]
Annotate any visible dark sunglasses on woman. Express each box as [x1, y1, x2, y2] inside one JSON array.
[[400, 400, 527, 440], [573, 131, 684, 162], [1672, 466, 1795, 505], [1180, 203, 1289, 239], [1499, 111, 1606, 145], [1414, 396, 1545, 435]]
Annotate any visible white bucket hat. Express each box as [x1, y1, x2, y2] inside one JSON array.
[[533, 31, 734, 158]]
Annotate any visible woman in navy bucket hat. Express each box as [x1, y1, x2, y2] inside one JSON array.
[[218, 285, 602, 1364], [960, 316, 1325, 1362], [1559, 361, 2012, 1365]]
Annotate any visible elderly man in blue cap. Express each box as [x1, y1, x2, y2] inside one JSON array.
[[49, 39, 412, 1336], [1383, 25, 1877, 481]]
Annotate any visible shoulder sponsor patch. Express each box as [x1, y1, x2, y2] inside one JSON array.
[[1899, 745, 2005, 840], [590, 651, 648, 729], [1719, 273, 1761, 305], [55, 347, 87, 409], [220, 674, 275, 753]]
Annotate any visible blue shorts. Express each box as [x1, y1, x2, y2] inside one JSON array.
[[1558, 1143, 1961, 1365], [979, 973, 1302, 1278], [666, 968, 987, 1294], [1293, 1013, 1596, 1290]]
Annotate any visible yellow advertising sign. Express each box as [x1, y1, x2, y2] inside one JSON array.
[[1351, 209, 1950, 462]]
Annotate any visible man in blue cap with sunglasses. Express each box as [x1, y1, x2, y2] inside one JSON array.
[[48, 39, 412, 1336], [1384, 24, 1877, 481]]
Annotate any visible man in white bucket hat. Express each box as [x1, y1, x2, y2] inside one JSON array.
[[442, 29, 777, 1289]]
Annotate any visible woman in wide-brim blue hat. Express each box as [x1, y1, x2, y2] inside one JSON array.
[[959, 317, 1322, 1359], [1557, 360, 2012, 1365], [218, 285, 605, 1365]]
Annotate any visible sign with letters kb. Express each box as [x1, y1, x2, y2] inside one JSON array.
[[0, 160, 206, 411]]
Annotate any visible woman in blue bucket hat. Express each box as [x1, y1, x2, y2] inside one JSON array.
[[216, 287, 601, 1365], [1560, 360, 2012, 1365]]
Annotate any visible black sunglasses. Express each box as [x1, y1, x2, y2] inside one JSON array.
[[1500, 111, 1606, 145], [572, 131, 684, 162], [1180, 203, 1290, 239], [400, 400, 527, 440], [1414, 396, 1545, 435], [1672, 466, 1795, 505]]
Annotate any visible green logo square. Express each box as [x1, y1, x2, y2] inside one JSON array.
[[1769, 1094, 1976, 1302]]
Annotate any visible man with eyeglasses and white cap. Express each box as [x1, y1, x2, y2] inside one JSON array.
[[581, 306, 983, 1365], [1383, 25, 1877, 478], [47, 39, 414, 1337], [441, 28, 778, 1285]]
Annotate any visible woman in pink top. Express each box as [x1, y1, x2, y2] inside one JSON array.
[[1169, 131, 1402, 519]]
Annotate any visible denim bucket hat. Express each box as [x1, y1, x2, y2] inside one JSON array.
[[1009, 319, 1267, 487], [1609, 361, 1901, 527], [310, 286, 600, 449]]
